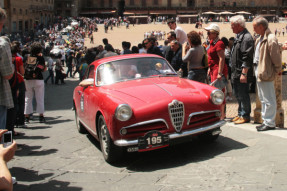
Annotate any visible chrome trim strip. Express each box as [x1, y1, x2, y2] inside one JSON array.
[[152, 82, 172, 96], [121, 118, 169, 130], [114, 120, 226, 147], [187, 110, 221, 125]]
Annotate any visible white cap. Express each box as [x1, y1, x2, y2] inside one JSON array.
[[204, 23, 220, 33]]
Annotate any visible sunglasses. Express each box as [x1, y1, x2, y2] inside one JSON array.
[[144, 42, 149, 45]]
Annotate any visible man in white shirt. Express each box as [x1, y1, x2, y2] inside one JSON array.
[[167, 19, 187, 45]]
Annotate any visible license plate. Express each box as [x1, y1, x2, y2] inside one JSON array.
[[138, 131, 169, 152]]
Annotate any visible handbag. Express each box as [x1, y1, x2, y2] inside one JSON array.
[[209, 76, 228, 90]]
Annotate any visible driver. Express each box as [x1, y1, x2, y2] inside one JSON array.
[[120, 64, 137, 79], [138, 62, 160, 76]]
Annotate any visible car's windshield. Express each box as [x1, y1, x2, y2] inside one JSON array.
[[96, 57, 176, 86]]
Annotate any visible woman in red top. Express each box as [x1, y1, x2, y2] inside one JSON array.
[[204, 24, 228, 82], [205, 24, 228, 117]]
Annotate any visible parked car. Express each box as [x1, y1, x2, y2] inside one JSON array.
[[73, 54, 226, 163]]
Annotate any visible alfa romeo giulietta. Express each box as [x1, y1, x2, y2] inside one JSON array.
[[73, 54, 226, 163]]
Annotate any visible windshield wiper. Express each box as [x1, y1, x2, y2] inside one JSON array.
[[159, 73, 178, 76]]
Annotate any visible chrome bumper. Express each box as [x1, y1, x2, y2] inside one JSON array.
[[114, 120, 226, 147]]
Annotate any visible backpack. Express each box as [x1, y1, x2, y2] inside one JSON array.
[[9, 58, 18, 91], [24, 56, 38, 79]]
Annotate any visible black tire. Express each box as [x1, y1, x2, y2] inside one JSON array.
[[98, 115, 123, 163], [198, 129, 220, 143], [75, 108, 87, 134]]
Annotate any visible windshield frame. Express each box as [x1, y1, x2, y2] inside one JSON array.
[[95, 56, 177, 87]]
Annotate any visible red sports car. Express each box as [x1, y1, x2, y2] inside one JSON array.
[[73, 54, 226, 163]]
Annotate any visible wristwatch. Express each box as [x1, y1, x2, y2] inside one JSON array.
[[241, 73, 247, 76]]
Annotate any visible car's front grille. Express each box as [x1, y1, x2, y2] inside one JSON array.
[[168, 100, 184, 132], [187, 110, 221, 127], [121, 119, 168, 138]]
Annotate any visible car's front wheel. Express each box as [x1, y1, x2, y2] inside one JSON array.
[[98, 115, 123, 163]]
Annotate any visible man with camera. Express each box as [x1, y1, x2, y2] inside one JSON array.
[[0, 8, 14, 130]]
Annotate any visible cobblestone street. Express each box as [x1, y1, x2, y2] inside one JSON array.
[[8, 74, 287, 191]]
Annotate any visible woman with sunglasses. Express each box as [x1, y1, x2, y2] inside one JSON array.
[[204, 24, 228, 83]]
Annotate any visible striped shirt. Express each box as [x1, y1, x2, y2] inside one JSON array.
[[0, 37, 14, 108]]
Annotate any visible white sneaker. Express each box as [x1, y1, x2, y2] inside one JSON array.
[[12, 177, 17, 184]]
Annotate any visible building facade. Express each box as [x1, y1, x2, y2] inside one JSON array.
[[54, 0, 79, 17], [78, 0, 286, 16], [1, 0, 54, 34]]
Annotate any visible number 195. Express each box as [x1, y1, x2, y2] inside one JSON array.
[[146, 136, 162, 145]]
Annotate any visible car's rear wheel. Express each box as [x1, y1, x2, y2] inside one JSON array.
[[75, 108, 87, 134], [98, 115, 123, 163]]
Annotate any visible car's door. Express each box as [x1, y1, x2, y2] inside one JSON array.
[[79, 65, 95, 129]]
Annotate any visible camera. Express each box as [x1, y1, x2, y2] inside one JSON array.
[[1, 131, 13, 148]]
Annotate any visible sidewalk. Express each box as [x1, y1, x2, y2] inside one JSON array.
[[226, 74, 287, 128]]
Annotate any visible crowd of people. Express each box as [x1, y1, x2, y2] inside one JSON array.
[[79, 16, 283, 133], [1, 5, 287, 188]]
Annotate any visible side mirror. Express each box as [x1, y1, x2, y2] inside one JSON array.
[[79, 79, 94, 88]]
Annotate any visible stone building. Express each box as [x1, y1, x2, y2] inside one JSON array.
[[78, 0, 286, 16], [54, 0, 79, 17], [1, 0, 54, 34]]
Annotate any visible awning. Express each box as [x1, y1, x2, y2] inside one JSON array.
[[128, 15, 148, 18], [235, 11, 251, 14], [124, 12, 135, 15], [177, 14, 198, 17], [202, 11, 219, 15], [219, 11, 235, 15]]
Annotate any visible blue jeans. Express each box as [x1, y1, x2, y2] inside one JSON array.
[[0, 105, 7, 129], [233, 81, 251, 119], [187, 69, 207, 83], [254, 66, 276, 127]]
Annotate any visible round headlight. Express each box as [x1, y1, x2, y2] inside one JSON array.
[[210, 89, 224, 105], [115, 104, 132, 121]]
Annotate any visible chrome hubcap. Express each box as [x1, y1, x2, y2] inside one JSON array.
[[100, 123, 109, 156]]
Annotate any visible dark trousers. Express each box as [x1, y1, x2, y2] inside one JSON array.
[[6, 89, 17, 135], [66, 66, 73, 77], [73, 66, 80, 77], [16, 82, 26, 125], [233, 81, 251, 119], [55, 70, 64, 84], [45, 69, 54, 84], [187, 69, 207, 83]]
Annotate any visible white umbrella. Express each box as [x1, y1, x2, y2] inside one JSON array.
[[219, 11, 235, 15], [71, 21, 79, 26], [66, 26, 73, 30], [202, 11, 219, 15], [235, 11, 251, 15]]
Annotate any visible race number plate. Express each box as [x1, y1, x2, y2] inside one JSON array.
[[138, 131, 169, 151]]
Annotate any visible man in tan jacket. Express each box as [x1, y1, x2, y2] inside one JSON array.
[[252, 16, 282, 131]]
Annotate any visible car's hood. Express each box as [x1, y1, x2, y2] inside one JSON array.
[[102, 77, 213, 105]]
